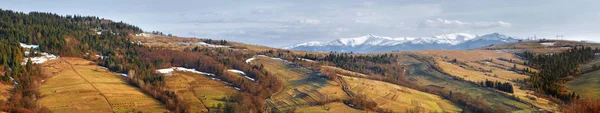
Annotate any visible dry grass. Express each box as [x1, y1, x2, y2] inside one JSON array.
[[415, 50, 560, 112], [340, 75, 462, 113], [164, 71, 239, 112], [39, 57, 167, 113], [254, 57, 350, 112]]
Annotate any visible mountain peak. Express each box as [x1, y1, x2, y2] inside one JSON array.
[[286, 32, 520, 53]]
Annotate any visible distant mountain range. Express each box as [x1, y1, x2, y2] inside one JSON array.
[[284, 33, 521, 53]]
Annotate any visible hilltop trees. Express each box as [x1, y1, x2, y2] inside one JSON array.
[[519, 47, 596, 102]]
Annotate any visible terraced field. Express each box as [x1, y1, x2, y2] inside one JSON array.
[[414, 50, 559, 112], [341, 75, 461, 112], [294, 102, 364, 113], [388, 53, 542, 112], [164, 71, 240, 112], [38, 57, 167, 113], [253, 56, 351, 112]]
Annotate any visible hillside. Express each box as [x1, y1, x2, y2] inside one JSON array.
[[1, 9, 599, 113], [39, 58, 167, 112]]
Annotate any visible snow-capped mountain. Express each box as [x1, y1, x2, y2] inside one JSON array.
[[285, 33, 520, 53]]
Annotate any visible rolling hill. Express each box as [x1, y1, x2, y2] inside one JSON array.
[[0, 9, 599, 113]]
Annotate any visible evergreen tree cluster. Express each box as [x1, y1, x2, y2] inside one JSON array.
[[519, 47, 598, 102], [479, 79, 514, 93]]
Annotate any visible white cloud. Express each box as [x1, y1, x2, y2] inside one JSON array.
[[419, 18, 512, 29]]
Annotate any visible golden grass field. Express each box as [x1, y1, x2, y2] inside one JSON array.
[[164, 71, 239, 112], [415, 50, 560, 112], [39, 57, 167, 113], [341, 75, 462, 113]]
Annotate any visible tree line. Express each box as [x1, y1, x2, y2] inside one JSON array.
[[519, 47, 598, 102], [478, 79, 514, 93]]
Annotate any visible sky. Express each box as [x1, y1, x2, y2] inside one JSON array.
[[2, 0, 600, 47]]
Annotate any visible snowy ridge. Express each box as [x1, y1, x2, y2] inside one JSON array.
[[288, 33, 476, 48], [287, 33, 520, 53]]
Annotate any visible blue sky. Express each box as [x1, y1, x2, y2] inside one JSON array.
[[2, 0, 599, 47]]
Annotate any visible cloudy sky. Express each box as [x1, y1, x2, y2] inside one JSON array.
[[2, 0, 600, 47]]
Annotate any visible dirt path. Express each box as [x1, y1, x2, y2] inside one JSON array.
[[61, 59, 114, 110]]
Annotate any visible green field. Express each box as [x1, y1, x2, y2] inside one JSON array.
[[567, 69, 600, 100]]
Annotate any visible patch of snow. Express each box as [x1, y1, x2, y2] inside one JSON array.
[[96, 32, 102, 35], [135, 33, 152, 37], [258, 55, 290, 63], [228, 69, 246, 75], [540, 42, 555, 46], [228, 69, 255, 81], [19, 43, 39, 49], [300, 58, 317, 62], [95, 54, 107, 60], [22, 52, 58, 65], [156, 67, 215, 76], [198, 42, 230, 48], [115, 73, 128, 77], [245, 57, 256, 63], [9, 77, 17, 87]]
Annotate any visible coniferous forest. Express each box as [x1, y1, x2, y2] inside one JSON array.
[[519, 47, 599, 102]]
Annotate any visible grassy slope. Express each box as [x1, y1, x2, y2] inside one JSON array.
[[253, 56, 350, 112], [392, 53, 539, 112], [567, 57, 600, 100], [341, 75, 462, 112], [255, 56, 461, 113], [415, 50, 561, 112], [164, 71, 240, 112], [485, 40, 600, 100], [567, 70, 600, 100], [39, 57, 167, 113]]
